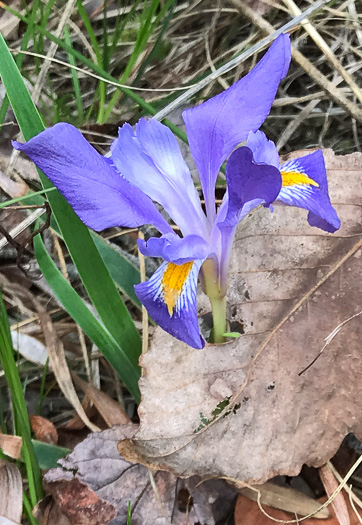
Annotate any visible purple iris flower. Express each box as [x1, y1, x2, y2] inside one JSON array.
[[12, 34, 340, 350]]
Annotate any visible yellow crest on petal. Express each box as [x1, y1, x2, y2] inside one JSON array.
[[281, 169, 319, 188], [162, 261, 194, 316]]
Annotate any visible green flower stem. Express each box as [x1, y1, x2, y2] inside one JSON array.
[[200, 259, 227, 344], [209, 295, 227, 344]]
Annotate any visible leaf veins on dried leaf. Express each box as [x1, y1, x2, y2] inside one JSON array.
[[45, 425, 236, 524], [118, 149, 362, 484]]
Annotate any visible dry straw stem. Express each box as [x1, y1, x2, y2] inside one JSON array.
[[319, 464, 350, 525], [153, 0, 328, 121], [230, 0, 362, 125], [282, 0, 362, 105], [31, 0, 77, 104], [0, 208, 44, 250], [10, 49, 220, 93], [237, 454, 362, 523], [328, 462, 362, 516]]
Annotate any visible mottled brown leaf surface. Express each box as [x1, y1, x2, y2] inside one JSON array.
[[45, 425, 235, 524], [120, 150, 362, 483]]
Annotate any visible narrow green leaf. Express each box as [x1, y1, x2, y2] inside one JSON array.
[[91, 233, 141, 308], [64, 26, 84, 121], [0, 3, 187, 142], [0, 291, 43, 504], [33, 233, 141, 401], [0, 33, 142, 397]]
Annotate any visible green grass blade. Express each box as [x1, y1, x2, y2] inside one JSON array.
[[0, 291, 43, 505], [91, 233, 141, 308], [23, 492, 39, 525], [0, 33, 141, 397], [0, 3, 187, 142], [33, 233, 141, 401], [64, 26, 84, 121]]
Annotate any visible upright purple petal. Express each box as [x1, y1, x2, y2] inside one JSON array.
[[278, 151, 341, 233], [135, 260, 204, 349], [247, 130, 279, 168], [182, 34, 291, 220], [138, 232, 210, 264], [111, 119, 208, 238], [13, 123, 172, 234], [220, 147, 282, 227]]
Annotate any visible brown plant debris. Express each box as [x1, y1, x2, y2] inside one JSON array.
[[117, 149, 362, 483]]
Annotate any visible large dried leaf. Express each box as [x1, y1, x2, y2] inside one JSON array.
[[45, 425, 236, 524], [119, 149, 362, 483]]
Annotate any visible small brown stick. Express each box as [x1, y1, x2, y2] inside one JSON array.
[[319, 463, 350, 525]]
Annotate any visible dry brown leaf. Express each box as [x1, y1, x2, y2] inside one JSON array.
[[239, 481, 330, 519], [118, 149, 362, 483], [0, 459, 22, 524], [71, 372, 130, 427], [30, 415, 58, 445], [46, 478, 117, 525], [45, 425, 236, 524], [0, 434, 22, 460], [34, 495, 72, 525], [234, 493, 362, 524]]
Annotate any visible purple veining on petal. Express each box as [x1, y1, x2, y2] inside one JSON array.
[[278, 150, 341, 233], [111, 118, 208, 238], [135, 260, 205, 349]]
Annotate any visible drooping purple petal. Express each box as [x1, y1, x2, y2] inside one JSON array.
[[111, 119, 208, 238], [13, 123, 172, 234], [135, 260, 204, 349], [278, 150, 341, 233], [219, 146, 282, 227], [138, 232, 210, 265], [247, 130, 279, 168], [182, 34, 291, 220]]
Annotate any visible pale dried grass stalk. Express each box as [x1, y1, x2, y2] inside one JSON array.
[[230, 0, 362, 125]]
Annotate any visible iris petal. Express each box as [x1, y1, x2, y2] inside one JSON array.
[[111, 119, 208, 238], [247, 130, 279, 168], [278, 151, 341, 233], [220, 146, 282, 227], [12, 123, 172, 234], [138, 232, 210, 264], [135, 260, 204, 349], [182, 34, 291, 219]]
